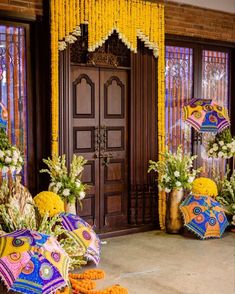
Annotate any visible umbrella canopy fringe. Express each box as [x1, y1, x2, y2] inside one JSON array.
[[185, 224, 224, 240], [183, 225, 205, 240], [0, 270, 12, 291], [179, 206, 205, 240]]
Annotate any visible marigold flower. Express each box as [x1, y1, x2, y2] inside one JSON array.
[[34, 191, 64, 217], [192, 178, 218, 197]]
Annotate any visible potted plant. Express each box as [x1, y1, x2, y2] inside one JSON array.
[[207, 128, 235, 159], [40, 154, 88, 214], [0, 129, 23, 176], [148, 145, 201, 233], [215, 168, 235, 232]]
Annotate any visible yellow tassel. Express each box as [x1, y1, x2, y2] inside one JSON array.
[[62, 0, 65, 39], [69, 0, 71, 33], [51, 0, 59, 155], [81, 0, 84, 23], [84, 0, 88, 23], [73, 0, 76, 30], [58, 0, 61, 40], [76, 0, 80, 26]]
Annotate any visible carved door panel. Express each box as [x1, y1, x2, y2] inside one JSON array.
[[99, 69, 128, 230], [70, 66, 128, 231], [70, 66, 100, 227]]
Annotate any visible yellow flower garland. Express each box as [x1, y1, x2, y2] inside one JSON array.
[[50, 0, 165, 229], [157, 5, 166, 230]]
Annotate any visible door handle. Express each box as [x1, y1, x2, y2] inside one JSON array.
[[99, 125, 107, 152], [100, 151, 113, 166], [104, 216, 109, 227], [94, 126, 110, 162], [94, 126, 100, 158]]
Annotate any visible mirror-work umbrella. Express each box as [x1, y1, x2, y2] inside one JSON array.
[[183, 98, 230, 133], [180, 195, 229, 239], [60, 213, 101, 265], [0, 230, 70, 294]]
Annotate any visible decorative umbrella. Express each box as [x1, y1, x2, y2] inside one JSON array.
[[0, 102, 8, 130], [0, 229, 70, 294], [183, 98, 230, 133], [180, 194, 229, 239], [60, 213, 101, 265]]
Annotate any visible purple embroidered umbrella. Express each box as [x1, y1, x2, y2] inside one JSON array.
[[183, 98, 230, 133], [0, 229, 70, 294], [60, 213, 101, 265]]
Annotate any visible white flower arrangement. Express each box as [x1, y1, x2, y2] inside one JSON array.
[[40, 154, 88, 206], [148, 145, 201, 193], [216, 168, 235, 226], [0, 130, 23, 175], [207, 129, 235, 159]]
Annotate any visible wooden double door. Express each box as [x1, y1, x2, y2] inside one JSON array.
[[70, 66, 129, 232]]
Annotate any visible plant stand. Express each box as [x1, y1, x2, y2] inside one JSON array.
[[64, 201, 77, 215]]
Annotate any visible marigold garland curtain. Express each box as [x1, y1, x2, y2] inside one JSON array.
[[50, 0, 166, 229]]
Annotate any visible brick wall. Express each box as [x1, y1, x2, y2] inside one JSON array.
[[0, 0, 43, 17], [165, 1, 235, 43]]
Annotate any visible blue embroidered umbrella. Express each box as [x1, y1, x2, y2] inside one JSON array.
[[180, 194, 229, 239], [183, 98, 230, 133]]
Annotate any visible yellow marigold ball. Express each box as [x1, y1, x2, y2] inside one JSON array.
[[34, 191, 64, 217], [192, 177, 218, 197]]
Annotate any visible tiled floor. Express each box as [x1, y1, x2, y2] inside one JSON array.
[[87, 231, 235, 294], [0, 230, 234, 293]]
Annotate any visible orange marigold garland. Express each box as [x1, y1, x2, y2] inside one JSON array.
[[69, 269, 105, 280], [56, 269, 128, 294]]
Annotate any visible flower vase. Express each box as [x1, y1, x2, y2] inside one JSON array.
[[165, 188, 184, 234], [64, 200, 77, 215]]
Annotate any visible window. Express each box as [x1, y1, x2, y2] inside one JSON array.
[[165, 42, 231, 176], [199, 50, 229, 175], [202, 50, 229, 105], [0, 24, 28, 184], [165, 46, 193, 153]]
